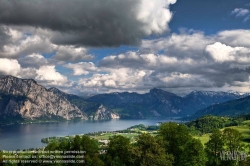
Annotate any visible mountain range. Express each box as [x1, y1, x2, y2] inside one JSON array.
[[192, 95, 250, 118], [85, 88, 249, 118], [0, 75, 249, 125]]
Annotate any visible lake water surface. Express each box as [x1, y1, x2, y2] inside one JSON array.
[[0, 117, 180, 150]]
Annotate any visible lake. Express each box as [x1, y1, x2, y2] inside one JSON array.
[[0, 117, 180, 150]]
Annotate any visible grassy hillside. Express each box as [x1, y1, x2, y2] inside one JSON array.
[[195, 120, 250, 146]]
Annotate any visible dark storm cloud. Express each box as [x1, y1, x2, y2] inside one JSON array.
[[0, 26, 10, 49], [0, 0, 174, 47]]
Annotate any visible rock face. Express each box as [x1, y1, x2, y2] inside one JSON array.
[[48, 87, 120, 120], [0, 75, 87, 120], [92, 105, 120, 120]]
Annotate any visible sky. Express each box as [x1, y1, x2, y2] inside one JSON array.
[[0, 0, 250, 96]]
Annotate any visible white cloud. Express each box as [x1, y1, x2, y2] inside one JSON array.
[[157, 72, 214, 88], [0, 28, 53, 59], [231, 8, 250, 22], [217, 30, 250, 47], [99, 51, 197, 75], [104, 80, 117, 88], [79, 68, 151, 91], [0, 58, 21, 76], [53, 45, 94, 62], [206, 42, 250, 63], [243, 16, 250, 22], [36, 65, 69, 86], [0, 56, 71, 88], [65, 62, 98, 75], [231, 8, 250, 17], [137, 0, 176, 35], [0, 26, 92, 62], [19, 53, 48, 68], [1, 24, 250, 94], [205, 42, 237, 62], [85, 29, 250, 93], [141, 31, 213, 59], [19, 68, 37, 78]]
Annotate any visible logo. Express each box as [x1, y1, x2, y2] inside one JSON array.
[[220, 150, 247, 161]]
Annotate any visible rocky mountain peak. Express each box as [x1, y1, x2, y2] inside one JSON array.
[[0, 75, 87, 121], [149, 88, 178, 97], [48, 87, 68, 96]]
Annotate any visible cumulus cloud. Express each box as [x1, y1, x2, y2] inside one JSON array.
[[0, 27, 53, 59], [205, 42, 238, 62], [78, 29, 250, 94], [19, 53, 49, 68], [65, 62, 99, 75], [0, 56, 71, 87], [141, 31, 213, 59], [0, 26, 93, 62], [217, 30, 250, 47], [151, 72, 214, 88], [206, 42, 250, 63], [0, 0, 176, 47], [36, 65, 69, 86], [0, 58, 21, 76], [99, 51, 196, 72], [73, 51, 209, 93], [19, 68, 37, 79], [79, 68, 151, 92], [53, 46, 94, 62]]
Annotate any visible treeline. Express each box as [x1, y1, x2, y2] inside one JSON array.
[[186, 115, 249, 135], [41, 124, 158, 144], [1, 122, 249, 166]]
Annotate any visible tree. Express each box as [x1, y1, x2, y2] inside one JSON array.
[[158, 122, 192, 166], [131, 133, 173, 166], [205, 129, 224, 166], [45, 141, 59, 151], [0, 151, 3, 164], [81, 135, 99, 157], [106, 135, 131, 166], [179, 138, 206, 166], [72, 135, 81, 151], [110, 156, 126, 166], [223, 128, 244, 152], [85, 154, 105, 166], [58, 139, 70, 151]]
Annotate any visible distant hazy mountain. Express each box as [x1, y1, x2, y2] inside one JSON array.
[[191, 95, 250, 118], [86, 88, 248, 117], [179, 90, 246, 116], [85, 88, 181, 118]]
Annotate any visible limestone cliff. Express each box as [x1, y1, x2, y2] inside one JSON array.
[[0, 75, 87, 121], [48, 87, 120, 121], [93, 105, 120, 120]]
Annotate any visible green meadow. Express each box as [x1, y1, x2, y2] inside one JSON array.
[[195, 120, 250, 146]]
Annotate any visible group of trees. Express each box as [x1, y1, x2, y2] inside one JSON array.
[[205, 128, 248, 166], [44, 135, 104, 165], [1, 121, 249, 166], [187, 115, 244, 135]]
